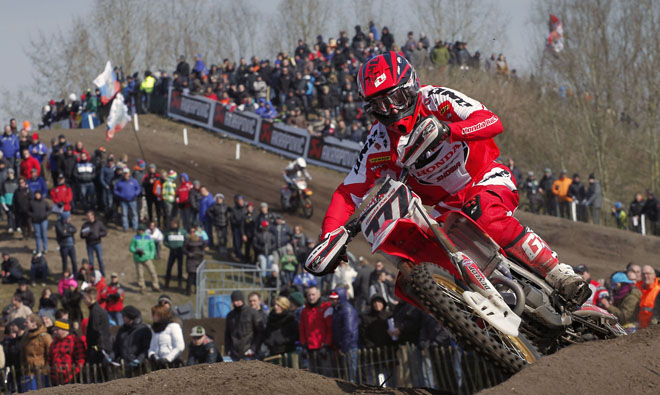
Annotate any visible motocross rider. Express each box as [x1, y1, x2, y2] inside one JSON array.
[[282, 157, 312, 210], [315, 51, 590, 305]]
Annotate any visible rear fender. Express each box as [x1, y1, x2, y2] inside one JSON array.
[[573, 303, 619, 325]]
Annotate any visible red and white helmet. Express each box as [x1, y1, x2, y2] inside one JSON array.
[[357, 51, 422, 134]]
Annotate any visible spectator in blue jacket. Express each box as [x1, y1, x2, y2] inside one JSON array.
[[28, 133, 48, 164], [27, 168, 48, 197], [114, 167, 142, 231], [197, 186, 214, 237], [100, 157, 116, 219], [1, 125, 20, 170], [255, 99, 277, 121], [330, 287, 359, 382]]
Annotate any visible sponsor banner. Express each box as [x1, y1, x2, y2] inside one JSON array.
[[307, 135, 362, 172], [258, 121, 309, 159], [168, 89, 214, 127], [211, 102, 260, 143]]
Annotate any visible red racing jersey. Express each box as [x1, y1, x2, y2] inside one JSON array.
[[322, 85, 503, 235]]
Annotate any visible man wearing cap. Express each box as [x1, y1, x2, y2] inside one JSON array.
[[175, 173, 193, 229], [187, 325, 219, 365], [176, 55, 190, 78], [230, 195, 249, 261], [58, 145, 77, 187], [224, 290, 264, 361], [26, 167, 47, 197], [206, 193, 229, 253], [48, 319, 85, 385], [28, 133, 47, 165], [101, 273, 125, 326], [164, 220, 187, 289], [50, 173, 73, 221], [130, 224, 160, 293], [538, 168, 557, 216], [600, 273, 640, 326], [552, 170, 573, 219], [73, 152, 96, 212], [574, 265, 608, 307], [568, 173, 587, 222], [113, 305, 152, 374], [330, 287, 359, 381], [253, 219, 276, 278], [585, 173, 603, 225], [162, 170, 177, 225], [114, 166, 142, 231]]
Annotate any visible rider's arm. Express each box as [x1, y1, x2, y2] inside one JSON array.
[[428, 86, 503, 142]]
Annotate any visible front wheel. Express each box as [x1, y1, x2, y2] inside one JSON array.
[[301, 197, 313, 218], [410, 262, 540, 374]]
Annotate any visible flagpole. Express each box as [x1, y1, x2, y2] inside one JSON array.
[[131, 113, 147, 163]]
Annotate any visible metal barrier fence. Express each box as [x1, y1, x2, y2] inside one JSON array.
[[195, 259, 281, 318], [0, 344, 507, 394]]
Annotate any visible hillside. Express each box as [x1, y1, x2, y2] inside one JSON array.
[[2, 114, 659, 316]]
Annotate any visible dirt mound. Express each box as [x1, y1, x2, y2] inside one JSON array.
[[34, 360, 436, 395], [480, 325, 660, 395]]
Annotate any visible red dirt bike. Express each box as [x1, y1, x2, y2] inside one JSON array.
[[305, 169, 625, 373]]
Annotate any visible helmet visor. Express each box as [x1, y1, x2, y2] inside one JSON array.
[[364, 74, 418, 116]]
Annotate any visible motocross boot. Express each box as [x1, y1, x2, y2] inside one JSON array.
[[504, 227, 591, 305]]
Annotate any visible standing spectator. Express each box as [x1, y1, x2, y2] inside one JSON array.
[[20, 314, 52, 386], [19, 148, 40, 179], [28, 190, 50, 253], [271, 215, 293, 261], [299, 286, 332, 374], [254, 220, 276, 278], [585, 173, 603, 225], [430, 40, 450, 70], [248, 292, 269, 324], [147, 304, 183, 369], [198, 186, 214, 244], [175, 55, 190, 78], [28, 133, 47, 165], [58, 146, 77, 189], [353, 256, 374, 314], [183, 230, 205, 296], [113, 306, 152, 375], [186, 326, 219, 365], [522, 171, 543, 214], [60, 282, 83, 330], [142, 164, 162, 226], [244, 202, 257, 262], [292, 270, 317, 293], [538, 168, 556, 216], [224, 290, 264, 361], [280, 245, 299, 287], [175, 173, 193, 229], [189, 180, 202, 226], [15, 280, 35, 308], [612, 202, 628, 230], [80, 211, 108, 276], [331, 260, 358, 300], [54, 216, 77, 273], [48, 319, 85, 386], [102, 273, 125, 326], [568, 173, 587, 222], [50, 174, 73, 221], [263, 296, 298, 359], [359, 295, 393, 349], [100, 157, 116, 219], [643, 190, 660, 235], [129, 225, 161, 293], [230, 195, 248, 261], [1, 168, 18, 232], [27, 168, 47, 197], [600, 273, 641, 326], [164, 220, 187, 289], [162, 170, 177, 226], [83, 286, 112, 367], [629, 193, 645, 233], [114, 167, 141, 231], [552, 170, 573, 219], [74, 152, 96, 212], [369, 270, 398, 309], [638, 265, 660, 328], [29, 251, 49, 286], [2, 251, 24, 283], [381, 27, 395, 51], [206, 193, 229, 253], [146, 221, 164, 259], [330, 287, 359, 382], [507, 158, 524, 189], [256, 202, 277, 227], [13, 177, 32, 238], [1, 125, 19, 170]]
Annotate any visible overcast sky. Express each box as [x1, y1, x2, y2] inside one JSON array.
[[0, 0, 538, 121]]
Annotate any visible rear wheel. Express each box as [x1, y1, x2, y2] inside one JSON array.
[[302, 197, 313, 218], [410, 262, 540, 374]]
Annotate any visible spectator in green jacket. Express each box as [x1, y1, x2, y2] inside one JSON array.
[[163, 220, 187, 289], [600, 272, 641, 326], [611, 202, 627, 230], [129, 225, 160, 293], [85, 90, 99, 113], [430, 40, 450, 70]]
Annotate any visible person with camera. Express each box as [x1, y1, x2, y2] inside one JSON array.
[[129, 224, 161, 294]]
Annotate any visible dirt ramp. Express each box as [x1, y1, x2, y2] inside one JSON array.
[[480, 326, 660, 395], [34, 360, 438, 395]]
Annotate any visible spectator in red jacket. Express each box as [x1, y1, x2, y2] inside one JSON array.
[[19, 149, 40, 179], [101, 272, 125, 327], [48, 319, 86, 385], [299, 286, 332, 375], [175, 172, 193, 229], [50, 174, 73, 221]]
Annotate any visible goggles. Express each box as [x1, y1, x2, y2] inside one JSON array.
[[364, 74, 418, 116]]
